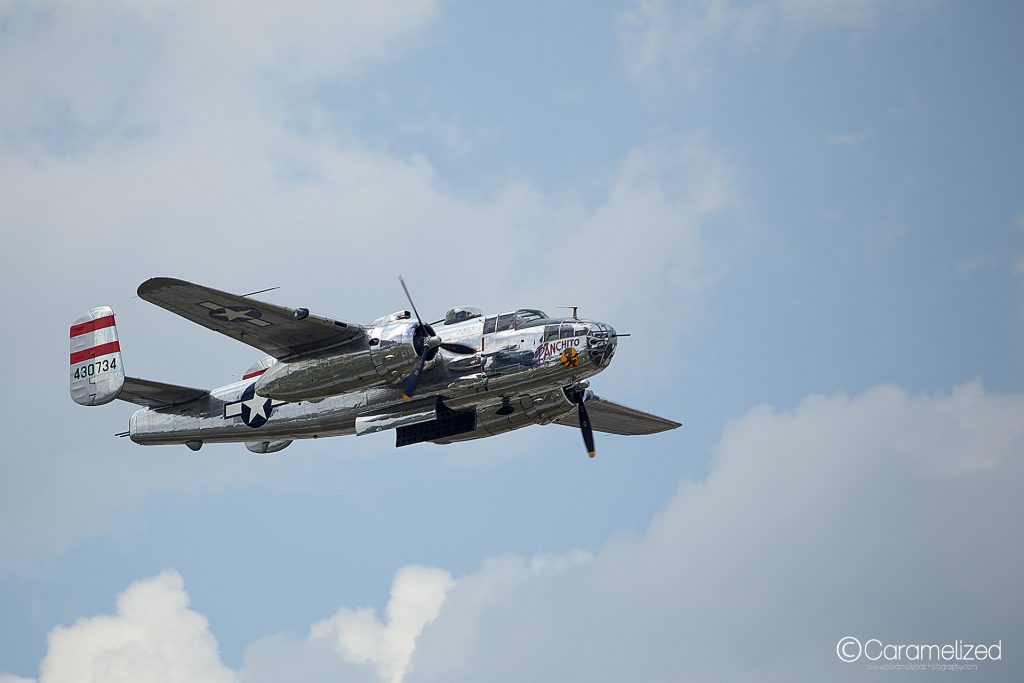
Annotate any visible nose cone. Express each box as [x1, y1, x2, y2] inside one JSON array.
[[588, 322, 618, 367]]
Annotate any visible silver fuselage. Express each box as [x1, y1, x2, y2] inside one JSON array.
[[130, 315, 617, 447]]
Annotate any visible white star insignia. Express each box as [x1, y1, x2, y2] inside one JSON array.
[[244, 393, 270, 420], [222, 308, 253, 322]]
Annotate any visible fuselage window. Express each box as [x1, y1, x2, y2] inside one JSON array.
[[544, 324, 560, 342], [559, 323, 575, 339], [483, 316, 497, 334], [495, 313, 516, 332]]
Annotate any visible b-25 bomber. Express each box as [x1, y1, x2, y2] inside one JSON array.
[[70, 277, 680, 457]]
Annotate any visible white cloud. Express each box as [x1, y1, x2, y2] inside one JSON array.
[[0, 4, 734, 574], [0, 126, 733, 571], [0, 0, 732, 361], [0, 675, 36, 683], [6, 570, 236, 683], [2, 566, 452, 683], [310, 565, 453, 683], [618, 0, 892, 84], [0, 0, 735, 573], [0, 0, 441, 139], [406, 380, 1024, 681], [9, 382, 1024, 682]]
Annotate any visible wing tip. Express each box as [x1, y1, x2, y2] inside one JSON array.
[[644, 418, 682, 434], [137, 276, 191, 298]]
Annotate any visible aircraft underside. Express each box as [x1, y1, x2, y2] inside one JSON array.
[[71, 277, 680, 457]]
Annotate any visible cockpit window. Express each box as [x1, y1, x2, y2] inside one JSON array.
[[495, 312, 516, 332], [514, 309, 549, 329], [517, 309, 547, 323], [482, 316, 497, 334], [545, 321, 589, 340]]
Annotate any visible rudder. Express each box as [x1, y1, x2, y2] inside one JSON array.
[[70, 306, 125, 406]]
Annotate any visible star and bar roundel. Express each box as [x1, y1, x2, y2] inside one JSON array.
[[224, 383, 284, 428], [199, 301, 271, 327]]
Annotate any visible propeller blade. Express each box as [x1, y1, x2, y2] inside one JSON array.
[[439, 342, 477, 355], [570, 391, 596, 458], [398, 276, 476, 396], [402, 346, 430, 401], [398, 276, 423, 327], [578, 400, 596, 458]]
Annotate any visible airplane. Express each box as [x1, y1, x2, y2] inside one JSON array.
[[69, 277, 680, 457]]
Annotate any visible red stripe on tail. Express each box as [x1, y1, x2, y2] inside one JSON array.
[[242, 369, 267, 380], [70, 315, 116, 338], [70, 341, 121, 365]]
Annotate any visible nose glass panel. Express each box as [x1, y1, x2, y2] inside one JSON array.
[[587, 322, 617, 366]]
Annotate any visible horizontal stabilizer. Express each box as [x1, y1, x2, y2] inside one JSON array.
[[118, 377, 208, 408], [554, 394, 680, 435]]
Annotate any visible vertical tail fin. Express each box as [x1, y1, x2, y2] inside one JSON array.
[[70, 306, 125, 406]]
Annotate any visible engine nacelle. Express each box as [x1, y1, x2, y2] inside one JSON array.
[[366, 318, 431, 384], [253, 313, 438, 401]]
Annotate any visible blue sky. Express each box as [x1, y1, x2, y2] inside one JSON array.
[[1, 2, 1023, 681]]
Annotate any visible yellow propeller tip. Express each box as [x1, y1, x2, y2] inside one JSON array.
[[588, 451, 596, 458], [402, 394, 412, 401]]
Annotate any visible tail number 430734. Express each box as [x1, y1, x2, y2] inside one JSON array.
[[74, 357, 117, 379]]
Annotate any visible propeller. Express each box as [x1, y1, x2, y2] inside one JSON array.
[[399, 276, 477, 401], [403, 342, 431, 401], [568, 388, 596, 458]]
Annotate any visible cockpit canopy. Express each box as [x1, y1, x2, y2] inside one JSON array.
[[541, 320, 603, 341], [482, 309, 550, 334], [443, 306, 483, 325], [516, 309, 548, 324]]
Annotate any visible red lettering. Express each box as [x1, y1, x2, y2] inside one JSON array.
[[535, 337, 580, 360]]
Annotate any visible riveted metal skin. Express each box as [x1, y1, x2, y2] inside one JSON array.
[[72, 278, 680, 454], [69, 306, 125, 406], [126, 315, 615, 446]]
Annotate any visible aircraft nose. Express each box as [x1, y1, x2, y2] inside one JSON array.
[[588, 322, 618, 366]]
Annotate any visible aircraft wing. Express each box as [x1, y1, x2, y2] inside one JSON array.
[[137, 277, 366, 360], [119, 377, 208, 408], [554, 393, 681, 435]]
